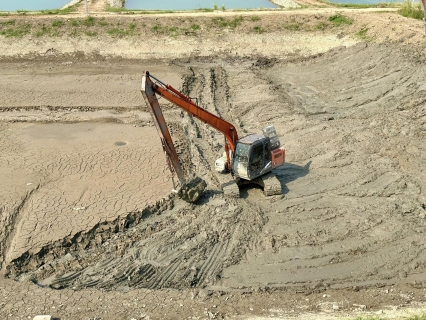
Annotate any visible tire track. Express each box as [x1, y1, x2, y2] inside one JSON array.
[[8, 196, 267, 291]]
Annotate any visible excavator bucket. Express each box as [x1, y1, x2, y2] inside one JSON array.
[[179, 177, 207, 203]]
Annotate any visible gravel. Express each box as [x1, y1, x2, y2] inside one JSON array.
[[271, 0, 301, 8], [108, 0, 124, 8]]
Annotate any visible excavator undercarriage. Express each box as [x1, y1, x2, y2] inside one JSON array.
[[217, 172, 282, 198]]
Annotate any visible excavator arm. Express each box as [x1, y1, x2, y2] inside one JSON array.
[[140, 72, 186, 191], [141, 71, 238, 170]]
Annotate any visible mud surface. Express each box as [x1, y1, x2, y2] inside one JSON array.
[[1, 9, 426, 320]]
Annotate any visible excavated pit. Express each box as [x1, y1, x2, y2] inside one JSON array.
[[1, 42, 426, 295]]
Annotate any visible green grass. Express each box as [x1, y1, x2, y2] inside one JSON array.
[[35, 25, 58, 37], [107, 23, 137, 38], [0, 19, 16, 26], [151, 24, 163, 33], [211, 15, 244, 28], [108, 27, 130, 37], [328, 14, 353, 26], [81, 16, 95, 27], [15, 10, 29, 15], [51, 20, 65, 27], [85, 31, 97, 37], [0, 4, 76, 15], [0, 23, 30, 37], [39, 7, 75, 15], [191, 24, 200, 31], [316, 22, 328, 31], [70, 29, 78, 37], [139, 10, 174, 14], [398, 0, 424, 19], [253, 25, 264, 33], [250, 15, 261, 21], [197, 8, 214, 12], [355, 26, 370, 40], [151, 24, 180, 36], [284, 23, 301, 31]]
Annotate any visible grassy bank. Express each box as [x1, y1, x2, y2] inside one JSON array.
[[0, 13, 359, 39]]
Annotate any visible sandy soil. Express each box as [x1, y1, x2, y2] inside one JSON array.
[[0, 6, 426, 320]]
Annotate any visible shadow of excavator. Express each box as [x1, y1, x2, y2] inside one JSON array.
[[274, 160, 312, 195], [239, 160, 312, 198]]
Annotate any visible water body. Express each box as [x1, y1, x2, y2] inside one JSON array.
[[124, 0, 278, 10], [0, 0, 70, 11]]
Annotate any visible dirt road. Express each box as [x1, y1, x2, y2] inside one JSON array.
[[0, 7, 426, 320]]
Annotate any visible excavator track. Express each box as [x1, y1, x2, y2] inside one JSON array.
[[252, 172, 282, 196], [215, 173, 240, 198]]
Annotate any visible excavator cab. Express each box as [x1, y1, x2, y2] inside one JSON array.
[[232, 134, 273, 180]]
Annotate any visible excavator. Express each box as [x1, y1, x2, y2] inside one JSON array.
[[140, 71, 285, 203]]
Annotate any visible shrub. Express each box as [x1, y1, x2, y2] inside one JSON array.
[[253, 26, 264, 33], [328, 14, 353, 26], [398, 0, 424, 19]]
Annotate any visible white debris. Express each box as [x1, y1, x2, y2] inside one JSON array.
[[107, 0, 123, 8], [33, 316, 51, 320], [270, 0, 300, 8]]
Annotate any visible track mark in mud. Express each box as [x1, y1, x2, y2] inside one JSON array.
[[1, 185, 41, 271], [8, 196, 267, 291], [219, 44, 426, 289], [6, 196, 174, 279]]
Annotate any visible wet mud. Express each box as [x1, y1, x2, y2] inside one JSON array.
[[1, 42, 426, 297]]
